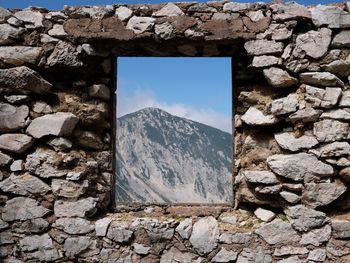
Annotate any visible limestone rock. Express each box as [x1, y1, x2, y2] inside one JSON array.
[[255, 219, 300, 245], [189, 216, 219, 255], [0, 24, 24, 45], [134, 243, 151, 255], [305, 85, 341, 109], [32, 101, 52, 114], [0, 46, 43, 66], [153, 3, 184, 17], [54, 198, 98, 218], [155, 22, 173, 39], [308, 249, 326, 262], [241, 107, 278, 125], [223, 2, 251, 12], [263, 68, 298, 88], [12, 218, 49, 234], [324, 60, 350, 77], [88, 84, 110, 100], [315, 142, 350, 157], [280, 191, 300, 204], [48, 24, 67, 37], [14, 10, 43, 28], [300, 224, 331, 246], [273, 246, 308, 256], [0, 104, 29, 132], [258, 23, 293, 41], [0, 134, 33, 153], [54, 217, 94, 234], [10, 160, 24, 171], [254, 208, 276, 222], [267, 153, 333, 182], [2, 197, 49, 222], [95, 217, 111, 237], [47, 41, 83, 68], [47, 137, 72, 151], [285, 59, 310, 73], [270, 94, 299, 115], [255, 184, 282, 194], [300, 72, 344, 87], [293, 28, 331, 59], [115, 6, 133, 21], [274, 132, 318, 152], [127, 16, 155, 34], [252, 55, 280, 68], [340, 167, 350, 182], [285, 205, 327, 232], [176, 218, 192, 239], [321, 109, 350, 120], [220, 232, 252, 245], [107, 221, 133, 243], [212, 248, 238, 262], [332, 220, 350, 239], [20, 233, 52, 252], [0, 173, 50, 196], [288, 108, 322, 123], [340, 90, 350, 107], [302, 181, 347, 208], [332, 30, 350, 47], [52, 179, 88, 198], [64, 236, 98, 258], [244, 40, 284, 56], [0, 151, 12, 167], [0, 7, 11, 22], [26, 112, 79, 139], [243, 170, 279, 184], [310, 5, 350, 28], [313, 119, 349, 142], [271, 2, 311, 21], [160, 247, 194, 263], [4, 95, 29, 104], [237, 247, 272, 263], [0, 66, 52, 94], [74, 130, 104, 150]]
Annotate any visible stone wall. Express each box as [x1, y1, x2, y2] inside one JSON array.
[[1, 1, 350, 262]]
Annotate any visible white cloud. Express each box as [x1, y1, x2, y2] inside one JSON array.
[[117, 88, 232, 133]]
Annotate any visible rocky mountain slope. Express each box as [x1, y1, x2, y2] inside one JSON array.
[[115, 107, 233, 204]]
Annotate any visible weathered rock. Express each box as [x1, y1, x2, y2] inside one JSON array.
[[47, 137, 72, 151], [0, 151, 12, 167], [54, 217, 94, 234], [241, 107, 278, 125], [115, 6, 133, 21], [0, 104, 29, 132], [252, 55, 280, 68], [313, 119, 349, 142], [340, 167, 350, 182], [332, 30, 350, 47], [52, 179, 88, 198], [26, 112, 79, 139], [176, 218, 192, 239], [267, 153, 333, 182], [189, 216, 219, 255], [305, 85, 342, 109], [107, 221, 133, 243], [288, 108, 322, 123], [293, 28, 331, 59], [54, 198, 98, 218], [12, 218, 49, 234], [153, 3, 184, 17], [255, 219, 300, 245], [285, 205, 327, 232], [0, 24, 24, 45], [95, 217, 111, 237], [244, 40, 284, 56], [326, 238, 350, 257], [0, 46, 42, 66], [64, 236, 99, 258], [310, 5, 350, 28], [4, 95, 29, 104], [127, 16, 155, 34], [276, 256, 304, 263], [255, 184, 282, 194], [47, 41, 83, 68], [300, 224, 331, 246], [271, 2, 311, 21], [314, 142, 350, 157], [155, 22, 173, 39], [0, 7, 11, 22], [332, 220, 350, 239], [19, 233, 52, 252], [285, 59, 310, 73], [2, 197, 49, 222], [88, 84, 110, 100], [32, 101, 52, 114], [254, 208, 276, 222], [243, 170, 279, 184], [302, 181, 347, 208], [300, 72, 344, 87], [270, 94, 299, 115], [273, 246, 308, 256], [308, 248, 326, 262], [0, 66, 52, 94], [74, 130, 104, 150], [321, 109, 350, 120], [340, 90, 350, 107], [48, 24, 67, 37], [14, 10, 43, 28], [274, 132, 318, 152], [324, 60, 350, 77], [67, 5, 114, 19], [160, 247, 194, 263], [236, 247, 272, 263], [280, 191, 300, 204], [220, 232, 252, 245], [212, 248, 238, 262], [0, 134, 33, 153], [257, 23, 293, 41], [26, 249, 61, 262], [133, 243, 151, 255], [223, 2, 251, 12], [0, 173, 50, 196], [263, 68, 298, 88]]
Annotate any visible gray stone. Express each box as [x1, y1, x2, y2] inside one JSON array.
[[107, 221, 133, 243], [310, 5, 350, 28], [0, 219, 9, 230], [160, 247, 193, 263], [40, 33, 59, 44], [4, 95, 29, 104], [115, 6, 133, 21], [66, 171, 84, 181], [258, 23, 293, 40], [47, 41, 83, 68], [219, 232, 252, 245], [332, 30, 350, 47], [308, 249, 326, 262], [270, 94, 299, 115], [52, 179, 88, 198], [276, 256, 305, 263], [54, 198, 98, 218], [280, 191, 300, 204], [0, 134, 33, 153], [293, 28, 331, 59], [302, 181, 347, 208], [340, 90, 350, 107], [300, 224, 331, 246], [88, 84, 110, 100], [127, 16, 155, 34], [0, 173, 50, 196], [74, 130, 104, 150], [326, 238, 350, 257], [155, 22, 173, 39], [313, 119, 349, 142], [19, 233, 52, 252], [0, 231, 14, 245], [12, 218, 49, 234], [273, 246, 308, 256], [0, 46, 42, 66], [288, 108, 322, 123], [267, 153, 333, 182], [26, 112, 79, 139], [324, 60, 350, 77], [0, 104, 29, 132], [236, 247, 272, 263], [153, 3, 184, 17], [271, 2, 311, 21], [263, 68, 298, 88], [252, 55, 280, 68], [7, 16, 22, 26], [67, 5, 113, 19], [274, 132, 318, 152], [321, 109, 350, 120], [315, 142, 350, 157], [0, 151, 12, 167], [14, 10, 43, 28], [255, 219, 300, 245], [189, 216, 219, 255], [255, 184, 282, 194], [285, 205, 327, 232], [0, 7, 11, 22], [0, 66, 52, 94], [176, 218, 192, 239], [223, 2, 251, 12], [54, 217, 94, 234], [95, 217, 112, 237], [241, 107, 278, 126], [2, 197, 49, 222], [64, 236, 98, 258], [26, 249, 61, 262], [254, 208, 276, 222], [133, 243, 151, 255], [220, 215, 237, 225], [244, 40, 284, 56], [300, 72, 344, 87], [285, 59, 310, 73], [332, 220, 350, 239], [32, 101, 52, 114], [212, 13, 238, 20], [48, 24, 67, 37], [47, 137, 72, 151], [0, 24, 24, 45], [212, 248, 238, 262], [243, 170, 279, 184]]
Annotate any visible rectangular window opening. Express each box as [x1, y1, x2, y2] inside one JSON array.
[[114, 57, 233, 205]]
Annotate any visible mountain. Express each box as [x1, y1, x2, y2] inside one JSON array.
[[115, 107, 233, 204]]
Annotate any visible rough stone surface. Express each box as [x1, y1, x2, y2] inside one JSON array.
[[274, 132, 318, 152], [153, 3, 184, 17], [270, 94, 299, 115], [175, 218, 192, 239], [95, 217, 112, 237], [0, 46, 42, 66], [300, 224, 332, 246], [243, 170, 279, 184], [305, 85, 342, 109], [313, 119, 349, 142], [244, 40, 284, 56], [52, 179, 88, 198], [127, 16, 155, 34], [241, 107, 278, 125], [332, 30, 350, 47], [212, 248, 238, 262], [254, 208, 276, 222], [107, 221, 133, 243], [54, 217, 94, 234], [54, 198, 98, 218], [115, 6, 133, 21], [263, 67, 298, 88], [300, 72, 344, 87], [0, 24, 24, 45], [0, 104, 29, 132], [0, 133, 33, 153], [332, 220, 350, 239]]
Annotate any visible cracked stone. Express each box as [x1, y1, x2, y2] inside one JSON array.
[[264, 68, 298, 88], [52, 179, 88, 198], [0, 103, 29, 132], [0, 46, 43, 66], [176, 218, 192, 239], [305, 85, 342, 109], [243, 170, 279, 184], [0, 133, 33, 153], [274, 132, 318, 152], [300, 224, 331, 246], [54, 217, 94, 234], [270, 93, 299, 115], [54, 198, 98, 218], [300, 72, 344, 87], [313, 119, 349, 142], [244, 40, 284, 56], [127, 16, 155, 34], [153, 3, 184, 17]]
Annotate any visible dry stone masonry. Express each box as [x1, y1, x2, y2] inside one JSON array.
[[1, 1, 350, 262]]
